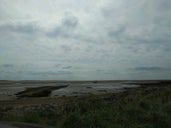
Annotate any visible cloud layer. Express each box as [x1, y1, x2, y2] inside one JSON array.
[[0, 0, 171, 80]]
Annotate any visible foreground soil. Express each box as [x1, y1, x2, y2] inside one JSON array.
[[0, 81, 171, 128]]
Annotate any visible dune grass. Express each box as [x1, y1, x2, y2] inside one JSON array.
[[0, 85, 171, 128]]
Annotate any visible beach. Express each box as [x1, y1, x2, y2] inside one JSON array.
[[0, 80, 171, 128]]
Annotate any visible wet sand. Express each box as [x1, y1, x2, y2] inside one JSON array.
[[0, 81, 140, 100]]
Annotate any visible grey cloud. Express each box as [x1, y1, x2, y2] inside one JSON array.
[[0, 15, 78, 39], [96, 69, 115, 74], [96, 69, 103, 72], [60, 45, 72, 52], [0, 23, 39, 34], [62, 66, 72, 69], [1, 64, 14, 68], [0, 0, 171, 80], [63, 34, 98, 44], [126, 37, 171, 53], [62, 15, 78, 28], [46, 15, 78, 38], [131, 67, 169, 71], [0, 64, 14, 68], [28, 71, 72, 76], [54, 64, 61, 67], [45, 15, 98, 44], [157, 0, 171, 11], [46, 26, 62, 38], [108, 26, 126, 37], [76, 58, 100, 64], [128, 36, 171, 45]]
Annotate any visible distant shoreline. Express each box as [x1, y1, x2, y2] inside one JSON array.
[[1, 80, 171, 85]]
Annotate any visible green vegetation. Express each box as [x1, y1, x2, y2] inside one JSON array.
[[1, 85, 171, 128]]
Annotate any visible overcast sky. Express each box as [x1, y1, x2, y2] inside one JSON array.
[[0, 0, 171, 80]]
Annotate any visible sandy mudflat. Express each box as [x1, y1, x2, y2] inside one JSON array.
[[0, 80, 170, 104], [0, 80, 171, 127], [0, 80, 140, 100]]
